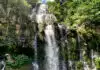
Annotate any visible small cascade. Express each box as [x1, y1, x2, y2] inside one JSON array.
[[91, 50, 95, 68], [83, 61, 90, 70], [32, 33, 39, 70], [83, 50, 90, 70], [68, 60, 74, 70], [91, 50, 97, 70], [83, 50, 97, 70], [44, 25, 59, 70], [77, 34, 90, 70], [62, 60, 67, 70], [76, 34, 81, 61], [58, 24, 67, 70]]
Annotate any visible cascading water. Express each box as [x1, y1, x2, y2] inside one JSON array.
[[83, 61, 90, 70], [58, 24, 67, 70], [77, 34, 90, 70], [44, 24, 59, 70], [36, 1, 59, 70], [32, 33, 39, 70], [91, 50, 97, 70]]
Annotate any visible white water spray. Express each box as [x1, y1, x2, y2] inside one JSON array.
[[45, 24, 59, 70], [36, 2, 59, 70], [32, 33, 39, 70]]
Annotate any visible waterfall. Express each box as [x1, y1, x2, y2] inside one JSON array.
[[83, 61, 90, 70], [44, 24, 59, 70], [32, 33, 39, 70], [91, 50, 97, 70], [58, 24, 67, 70], [83, 50, 97, 70], [35, 2, 59, 70]]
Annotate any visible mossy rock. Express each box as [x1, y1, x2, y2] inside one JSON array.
[[38, 23, 45, 33]]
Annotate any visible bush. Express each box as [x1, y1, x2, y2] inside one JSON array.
[[95, 57, 100, 70], [6, 54, 32, 69], [76, 61, 83, 70]]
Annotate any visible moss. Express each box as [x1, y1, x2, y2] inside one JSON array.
[[38, 23, 45, 33], [95, 57, 100, 69]]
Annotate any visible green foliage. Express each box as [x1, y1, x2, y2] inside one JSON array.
[[6, 54, 32, 69], [69, 38, 78, 60], [48, 1, 100, 62], [0, 0, 100, 69], [76, 61, 83, 70], [27, 0, 37, 4], [48, 0, 100, 26], [67, 36, 80, 60], [95, 57, 100, 69], [0, 24, 17, 54], [0, 0, 35, 54], [94, 57, 100, 70], [0, 0, 31, 24]]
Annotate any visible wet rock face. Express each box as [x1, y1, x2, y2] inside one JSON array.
[[54, 23, 67, 43], [38, 4, 48, 13], [44, 14, 57, 25], [36, 4, 48, 24], [36, 4, 58, 39], [36, 4, 57, 24]]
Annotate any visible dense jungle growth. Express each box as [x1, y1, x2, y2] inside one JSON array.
[[0, 0, 100, 70]]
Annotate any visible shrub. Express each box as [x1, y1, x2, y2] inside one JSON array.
[[95, 57, 100, 70], [76, 61, 83, 70], [6, 54, 32, 69]]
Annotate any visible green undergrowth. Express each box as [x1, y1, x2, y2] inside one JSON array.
[[6, 54, 32, 69]]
